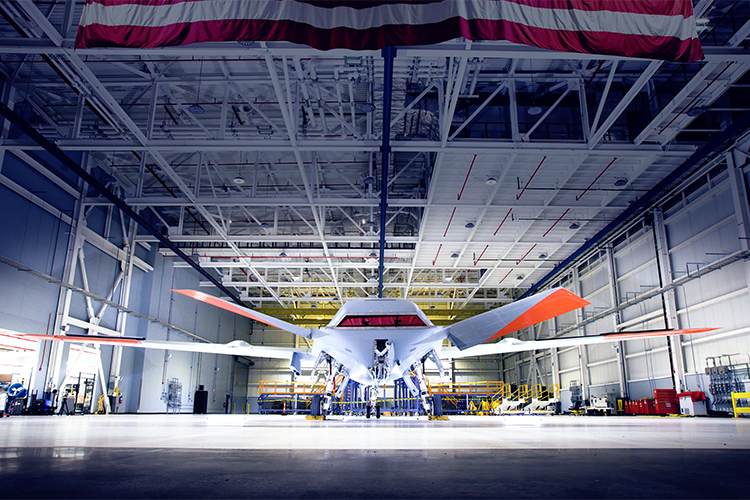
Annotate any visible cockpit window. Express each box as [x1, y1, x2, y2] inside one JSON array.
[[337, 315, 426, 327]]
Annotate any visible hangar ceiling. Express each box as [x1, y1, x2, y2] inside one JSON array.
[[1, 1, 750, 326]]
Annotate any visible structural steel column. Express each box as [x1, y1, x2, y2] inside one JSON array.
[[572, 267, 590, 400], [605, 246, 628, 398], [653, 207, 685, 391]]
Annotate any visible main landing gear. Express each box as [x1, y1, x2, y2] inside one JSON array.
[[365, 385, 381, 419], [365, 404, 381, 419]]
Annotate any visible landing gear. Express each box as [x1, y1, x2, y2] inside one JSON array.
[[365, 404, 381, 419], [318, 355, 349, 416], [365, 385, 381, 419], [413, 361, 432, 415]]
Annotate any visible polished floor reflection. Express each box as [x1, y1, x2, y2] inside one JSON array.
[[3, 414, 749, 498]]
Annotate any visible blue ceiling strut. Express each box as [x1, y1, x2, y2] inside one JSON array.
[[520, 109, 750, 300], [378, 46, 396, 298]]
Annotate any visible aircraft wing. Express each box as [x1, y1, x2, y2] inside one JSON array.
[[446, 287, 590, 350], [440, 327, 719, 359], [19, 333, 305, 360], [173, 289, 313, 339]]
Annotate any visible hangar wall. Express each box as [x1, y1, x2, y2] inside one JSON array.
[[0, 150, 253, 414], [504, 142, 750, 408]]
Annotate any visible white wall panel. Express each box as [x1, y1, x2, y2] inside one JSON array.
[[615, 234, 655, 277], [665, 187, 734, 248], [580, 265, 608, 297], [588, 361, 619, 386], [669, 222, 740, 277]]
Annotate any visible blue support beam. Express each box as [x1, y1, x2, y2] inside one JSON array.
[[378, 46, 396, 298]]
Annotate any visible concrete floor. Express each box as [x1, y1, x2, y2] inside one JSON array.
[[3, 414, 750, 498]]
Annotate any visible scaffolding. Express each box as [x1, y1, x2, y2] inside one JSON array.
[[257, 381, 324, 414], [257, 380, 561, 416], [428, 381, 505, 415]]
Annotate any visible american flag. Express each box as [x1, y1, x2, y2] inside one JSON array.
[[76, 0, 704, 62]]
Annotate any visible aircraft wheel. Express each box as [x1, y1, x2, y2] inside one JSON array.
[[375, 405, 381, 419], [366, 405, 371, 419]]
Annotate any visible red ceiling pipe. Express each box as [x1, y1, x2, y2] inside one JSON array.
[[575, 158, 617, 201], [443, 207, 457, 237], [498, 269, 513, 284], [542, 208, 571, 237], [516, 156, 547, 200], [457, 155, 477, 201], [494, 208, 513, 235], [516, 244, 537, 265], [473, 245, 489, 266]]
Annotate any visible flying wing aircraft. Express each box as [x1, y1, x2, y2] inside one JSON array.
[[26, 287, 717, 418]]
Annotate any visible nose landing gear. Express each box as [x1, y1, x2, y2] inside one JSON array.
[[365, 385, 381, 419]]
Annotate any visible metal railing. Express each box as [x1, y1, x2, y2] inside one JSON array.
[[258, 381, 325, 395], [732, 392, 750, 418]]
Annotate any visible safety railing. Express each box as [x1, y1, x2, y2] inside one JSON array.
[[258, 381, 325, 395], [731, 392, 750, 418], [428, 381, 504, 397]]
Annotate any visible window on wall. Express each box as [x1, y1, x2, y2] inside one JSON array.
[[577, 249, 606, 276], [662, 162, 729, 219]]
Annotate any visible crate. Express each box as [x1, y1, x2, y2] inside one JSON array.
[[643, 399, 656, 415], [654, 389, 677, 399], [655, 400, 678, 414], [654, 389, 678, 415]]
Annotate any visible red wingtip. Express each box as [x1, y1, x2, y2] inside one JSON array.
[[604, 327, 720, 340]]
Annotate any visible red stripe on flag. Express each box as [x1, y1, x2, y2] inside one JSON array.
[[75, 8, 704, 61], [83, 0, 698, 18]]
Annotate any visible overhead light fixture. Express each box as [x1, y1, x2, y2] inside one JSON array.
[[15, 100, 33, 114], [369, 252, 377, 258], [465, 222, 475, 229], [233, 176, 245, 185], [451, 253, 459, 258], [516, 275, 524, 280], [259, 222, 269, 229], [485, 177, 497, 186], [279, 251, 287, 258], [614, 177, 628, 187], [569, 222, 580, 230], [444, 277, 453, 282], [188, 103, 205, 115], [686, 106, 708, 117], [360, 102, 376, 113], [363, 176, 375, 185], [527, 105, 542, 116], [538, 253, 547, 259], [237, 40, 255, 47]]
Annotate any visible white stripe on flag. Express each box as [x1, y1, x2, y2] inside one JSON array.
[[79, 0, 698, 41]]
